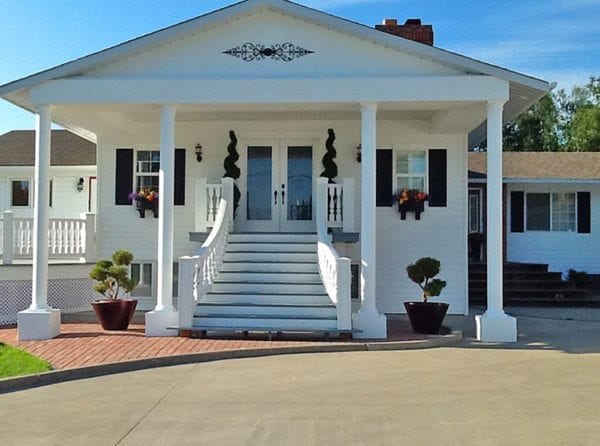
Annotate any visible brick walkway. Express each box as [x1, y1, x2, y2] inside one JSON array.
[[0, 319, 428, 370]]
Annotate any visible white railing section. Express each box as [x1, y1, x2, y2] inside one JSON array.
[[195, 179, 223, 232], [179, 178, 234, 329], [325, 178, 355, 232], [316, 177, 352, 331], [1, 211, 96, 264]]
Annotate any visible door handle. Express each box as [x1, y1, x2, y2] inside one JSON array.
[[274, 190, 278, 204]]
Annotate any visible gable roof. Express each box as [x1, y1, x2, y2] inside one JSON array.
[[0, 0, 550, 135], [0, 130, 96, 166], [469, 152, 600, 182]]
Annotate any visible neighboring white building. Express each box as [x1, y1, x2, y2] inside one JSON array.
[[0, 130, 96, 218], [0, 0, 550, 341], [469, 152, 600, 275]]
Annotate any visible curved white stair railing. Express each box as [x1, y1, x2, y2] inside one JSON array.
[[316, 178, 352, 331], [178, 178, 234, 330]]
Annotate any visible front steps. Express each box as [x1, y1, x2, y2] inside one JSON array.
[[469, 262, 596, 306], [190, 232, 348, 337]]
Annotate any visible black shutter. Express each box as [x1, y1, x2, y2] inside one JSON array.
[[115, 149, 133, 205], [428, 149, 447, 207], [510, 191, 525, 233], [376, 149, 393, 207], [174, 149, 186, 206], [577, 192, 591, 233]]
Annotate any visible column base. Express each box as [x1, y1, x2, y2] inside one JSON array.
[[353, 308, 387, 339], [476, 312, 517, 342], [18, 308, 61, 340], [145, 308, 179, 337]]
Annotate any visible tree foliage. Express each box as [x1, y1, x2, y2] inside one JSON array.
[[406, 257, 447, 303], [90, 250, 137, 299], [478, 77, 600, 152]]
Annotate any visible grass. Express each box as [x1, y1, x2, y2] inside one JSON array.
[[0, 342, 52, 378]]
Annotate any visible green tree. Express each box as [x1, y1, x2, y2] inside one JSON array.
[[561, 77, 600, 151], [503, 93, 559, 151]]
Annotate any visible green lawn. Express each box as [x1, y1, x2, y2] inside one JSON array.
[[0, 343, 52, 378]]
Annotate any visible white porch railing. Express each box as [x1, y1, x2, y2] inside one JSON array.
[[179, 178, 234, 329], [0, 211, 96, 264], [194, 178, 354, 233], [316, 177, 352, 331]]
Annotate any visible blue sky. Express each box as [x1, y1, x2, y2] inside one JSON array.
[[1, 0, 598, 135]]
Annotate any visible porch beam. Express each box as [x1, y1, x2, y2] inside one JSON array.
[[31, 76, 509, 105], [476, 100, 517, 342], [353, 102, 387, 339], [17, 105, 61, 340], [145, 104, 178, 336]]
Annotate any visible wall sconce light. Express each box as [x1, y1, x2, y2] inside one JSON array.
[[356, 144, 362, 163], [76, 177, 84, 193], [195, 143, 203, 163]]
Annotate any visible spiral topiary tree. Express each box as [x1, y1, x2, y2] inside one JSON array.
[[320, 128, 338, 184], [223, 130, 241, 216]]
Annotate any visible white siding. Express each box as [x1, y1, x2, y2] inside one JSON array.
[[0, 166, 96, 219], [507, 183, 600, 274]]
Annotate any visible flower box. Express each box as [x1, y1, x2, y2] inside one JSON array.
[[395, 189, 427, 220], [129, 189, 159, 218]]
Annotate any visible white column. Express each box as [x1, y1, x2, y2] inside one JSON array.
[[353, 102, 387, 338], [146, 105, 178, 336], [476, 101, 517, 342], [18, 105, 61, 340]]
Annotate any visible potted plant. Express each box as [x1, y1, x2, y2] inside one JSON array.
[[404, 257, 448, 334], [128, 188, 158, 218], [90, 249, 138, 330]]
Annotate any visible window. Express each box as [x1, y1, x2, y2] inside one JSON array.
[[396, 151, 426, 191], [131, 262, 154, 298], [11, 180, 30, 206], [526, 193, 575, 232], [135, 150, 160, 193]]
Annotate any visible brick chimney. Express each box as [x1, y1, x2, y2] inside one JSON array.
[[375, 18, 434, 46]]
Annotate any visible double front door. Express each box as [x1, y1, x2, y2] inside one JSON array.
[[239, 140, 314, 232]]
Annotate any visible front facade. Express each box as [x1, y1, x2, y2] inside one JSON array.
[[0, 0, 549, 341]]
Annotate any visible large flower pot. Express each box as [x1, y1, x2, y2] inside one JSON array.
[[92, 299, 138, 330], [404, 301, 449, 334]]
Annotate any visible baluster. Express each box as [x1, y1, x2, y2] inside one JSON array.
[[332, 187, 339, 222]]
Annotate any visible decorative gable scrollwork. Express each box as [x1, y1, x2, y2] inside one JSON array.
[[223, 42, 314, 62]]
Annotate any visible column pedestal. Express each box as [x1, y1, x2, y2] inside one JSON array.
[[18, 309, 61, 341], [476, 313, 517, 342], [353, 308, 387, 339], [146, 308, 179, 337]]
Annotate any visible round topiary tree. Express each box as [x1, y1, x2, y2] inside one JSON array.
[[223, 130, 241, 216], [320, 128, 338, 183], [406, 257, 447, 303], [89, 249, 137, 300]]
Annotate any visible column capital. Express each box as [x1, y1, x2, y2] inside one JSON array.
[[360, 102, 378, 112]]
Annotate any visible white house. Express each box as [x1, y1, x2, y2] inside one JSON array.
[[0, 130, 96, 219], [469, 152, 600, 275], [0, 0, 550, 342]]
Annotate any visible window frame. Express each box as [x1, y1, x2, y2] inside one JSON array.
[[392, 149, 428, 194], [524, 191, 577, 232], [10, 178, 31, 208], [133, 146, 160, 199]]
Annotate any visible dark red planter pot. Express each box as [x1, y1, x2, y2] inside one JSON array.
[[92, 299, 137, 330], [404, 301, 449, 334]]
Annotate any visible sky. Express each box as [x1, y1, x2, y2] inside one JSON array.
[[0, 0, 598, 135]]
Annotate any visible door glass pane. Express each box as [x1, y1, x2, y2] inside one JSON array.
[[287, 146, 312, 221], [247, 146, 272, 221], [468, 191, 480, 233]]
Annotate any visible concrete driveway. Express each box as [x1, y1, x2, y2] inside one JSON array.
[[1, 307, 599, 445]]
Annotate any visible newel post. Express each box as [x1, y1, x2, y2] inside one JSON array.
[[178, 256, 195, 330], [83, 213, 96, 263], [2, 210, 14, 265], [195, 178, 208, 233]]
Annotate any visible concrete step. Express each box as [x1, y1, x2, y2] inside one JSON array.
[[229, 233, 317, 243], [224, 251, 317, 262], [192, 314, 338, 330], [210, 281, 325, 294], [195, 302, 337, 317], [226, 242, 315, 253], [203, 292, 331, 305], [215, 271, 321, 283], [220, 261, 318, 273]]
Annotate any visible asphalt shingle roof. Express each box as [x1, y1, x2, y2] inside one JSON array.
[[469, 152, 600, 181], [0, 130, 95, 166]]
